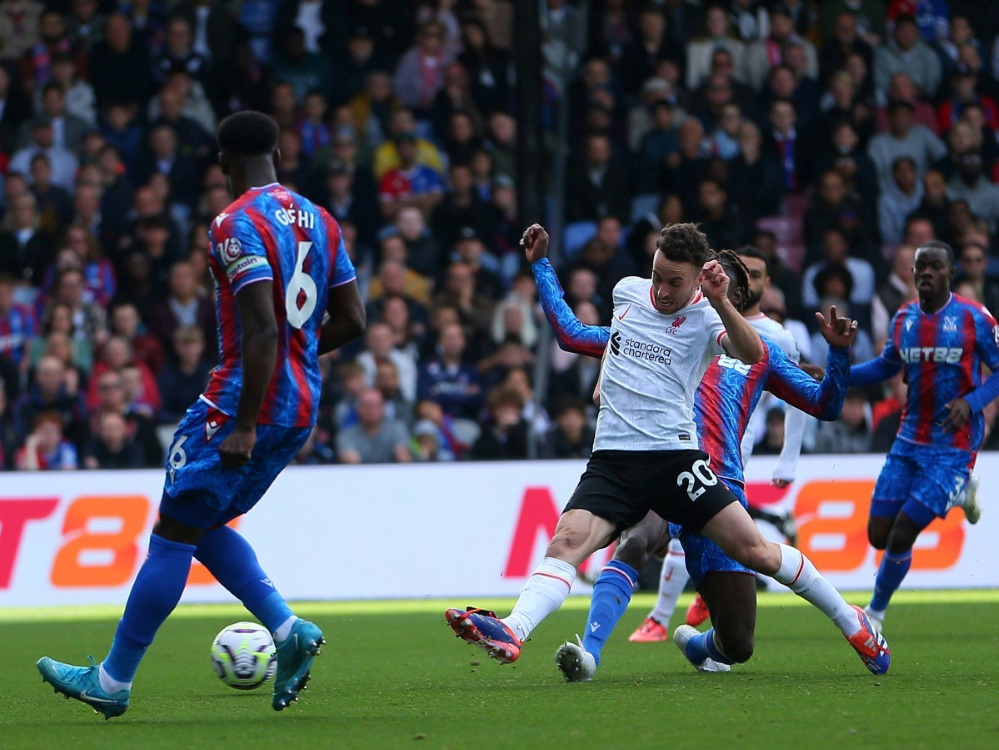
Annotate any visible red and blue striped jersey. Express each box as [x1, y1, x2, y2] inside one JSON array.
[[866, 294, 999, 451], [532, 258, 849, 482], [0, 303, 35, 363], [696, 341, 849, 484], [203, 183, 356, 428]]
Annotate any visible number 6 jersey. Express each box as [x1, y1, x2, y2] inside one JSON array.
[[203, 183, 356, 427]]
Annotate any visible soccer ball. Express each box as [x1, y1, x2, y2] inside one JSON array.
[[210, 621, 277, 691]]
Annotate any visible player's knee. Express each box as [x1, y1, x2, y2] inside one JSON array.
[[547, 526, 589, 558], [741, 540, 779, 577], [718, 628, 754, 664]]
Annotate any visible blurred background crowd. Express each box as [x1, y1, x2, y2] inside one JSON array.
[[1, 0, 998, 471]]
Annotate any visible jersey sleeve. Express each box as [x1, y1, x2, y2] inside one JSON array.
[[322, 213, 357, 288], [765, 342, 850, 421], [211, 212, 273, 294], [965, 307, 999, 413], [849, 310, 903, 386], [705, 306, 728, 357], [533, 258, 609, 358]]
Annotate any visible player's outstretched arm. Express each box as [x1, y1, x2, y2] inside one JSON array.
[[220, 281, 279, 467], [319, 279, 366, 356], [765, 340, 852, 421], [527, 226, 609, 358]]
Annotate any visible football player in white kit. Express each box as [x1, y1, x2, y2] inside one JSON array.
[[444, 223, 890, 676]]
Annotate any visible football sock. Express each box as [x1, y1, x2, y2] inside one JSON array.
[[650, 539, 689, 625], [684, 628, 735, 666], [194, 525, 295, 635], [274, 616, 297, 642], [581, 561, 639, 665], [869, 550, 913, 612], [103, 534, 196, 683], [774, 544, 860, 637], [503, 557, 576, 642]]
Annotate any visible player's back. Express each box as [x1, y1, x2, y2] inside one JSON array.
[[204, 183, 355, 428], [889, 294, 999, 451]]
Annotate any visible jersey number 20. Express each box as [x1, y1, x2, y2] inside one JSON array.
[[286, 241, 318, 329], [677, 459, 718, 501]]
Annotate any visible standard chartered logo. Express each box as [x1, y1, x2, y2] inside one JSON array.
[[611, 334, 672, 365]]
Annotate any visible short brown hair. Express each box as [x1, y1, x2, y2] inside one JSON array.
[[655, 223, 710, 267]]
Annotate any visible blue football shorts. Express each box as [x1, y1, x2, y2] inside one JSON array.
[[160, 399, 312, 528], [871, 439, 976, 526], [670, 479, 754, 589]]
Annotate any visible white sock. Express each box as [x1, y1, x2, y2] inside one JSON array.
[[98, 663, 131, 693], [649, 538, 689, 625], [773, 544, 859, 637], [502, 556, 576, 641], [273, 615, 297, 643]]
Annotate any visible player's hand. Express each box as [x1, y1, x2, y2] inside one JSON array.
[[941, 398, 972, 433], [700, 260, 730, 305], [799, 362, 825, 381], [219, 427, 256, 468], [521, 224, 549, 263], [815, 305, 858, 349], [772, 478, 792, 489]]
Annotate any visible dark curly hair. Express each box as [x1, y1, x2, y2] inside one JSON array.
[[655, 222, 710, 267], [711, 248, 751, 312]]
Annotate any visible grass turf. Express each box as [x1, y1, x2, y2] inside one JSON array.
[[3, 592, 997, 750]]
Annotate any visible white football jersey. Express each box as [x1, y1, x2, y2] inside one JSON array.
[[747, 313, 799, 362], [594, 276, 727, 452]]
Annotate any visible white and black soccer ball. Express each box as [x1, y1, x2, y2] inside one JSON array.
[[210, 621, 277, 691]]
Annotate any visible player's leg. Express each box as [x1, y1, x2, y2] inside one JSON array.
[[557, 513, 668, 681], [632, 538, 690, 641], [699, 502, 890, 674], [676, 571, 757, 670]]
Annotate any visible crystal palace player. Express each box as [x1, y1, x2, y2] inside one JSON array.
[[445, 223, 889, 676], [850, 241, 999, 632], [37, 111, 366, 718]]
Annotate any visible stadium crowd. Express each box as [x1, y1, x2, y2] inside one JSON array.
[[1, 0, 998, 471]]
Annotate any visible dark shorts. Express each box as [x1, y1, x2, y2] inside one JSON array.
[[159, 399, 312, 528], [563, 449, 738, 536], [871, 439, 976, 522]]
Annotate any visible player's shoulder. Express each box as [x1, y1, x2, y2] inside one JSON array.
[[953, 293, 998, 324], [612, 275, 651, 302]]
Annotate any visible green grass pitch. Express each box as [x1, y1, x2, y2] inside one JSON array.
[[3, 592, 997, 750]]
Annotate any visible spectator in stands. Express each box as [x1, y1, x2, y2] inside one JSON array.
[[470, 384, 528, 460], [947, 149, 999, 228], [28, 301, 91, 377], [867, 98, 946, 188], [10, 116, 78, 191], [431, 162, 496, 252], [547, 298, 602, 408], [617, 5, 672, 96], [808, 266, 874, 364], [109, 301, 164, 376], [157, 325, 210, 423], [747, 4, 818, 91], [0, 274, 33, 398], [356, 320, 417, 403], [14, 354, 87, 448], [878, 157, 924, 245], [153, 15, 207, 87], [50, 266, 107, 352], [728, 119, 784, 220], [0, 192, 54, 286], [458, 16, 511, 116], [292, 425, 336, 466], [136, 124, 200, 211], [874, 72, 937, 135], [871, 244, 917, 345], [433, 259, 493, 342], [152, 83, 212, 162], [564, 132, 630, 224], [957, 242, 999, 317], [0, 1, 44, 62], [374, 358, 414, 427], [30, 154, 73, 238], [813, 388, 873, 454], [89, 13, 150, 108], [87, 366, 160, 466], [686, 4, 746, 92], [271, 26, 331, 103], [803, 225, 876, 308], [393, 19, 453, 116], [378, 131, 445, 221], [16, 409, 77, 470], [763, 97, 805, 193], [87, 335, 159, 414], [696, 177, 749, 250], [874, 14, 941, 99], [915, 169, 951, 242], [819, 11, 873, 85], [417, 320, 482, 421], [336, 387, 412, 464], [937, 63, 998, 136], [146, 260, 214, 353], [430, 62, 484, 149], [82, 410, 143, 469], [541, 396, 593, 460], [409, 417, 455, 462], [637, 100, 678, 192]]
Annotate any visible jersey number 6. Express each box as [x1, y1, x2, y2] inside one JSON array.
[[677, 459, 719, 501], [286, 241, 318, 329]]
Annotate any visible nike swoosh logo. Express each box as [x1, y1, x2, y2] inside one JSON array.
[[618, 304, 632, 321], [79, 689, 117, 705]]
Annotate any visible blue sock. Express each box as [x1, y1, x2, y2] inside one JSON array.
[[684, 628, 735, 666], [581, 560, 638, 666], [869, 550, 913, 612], [194, 525, 294, 634], [103, 534, 196, 683]]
